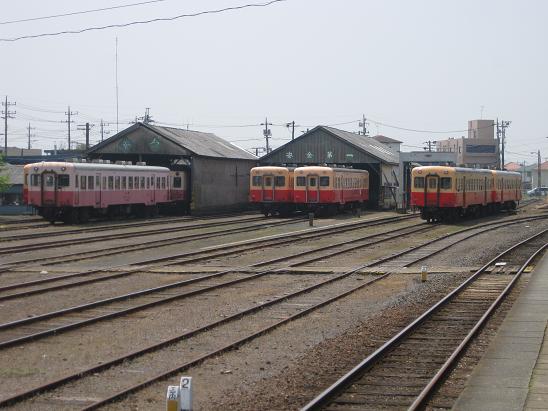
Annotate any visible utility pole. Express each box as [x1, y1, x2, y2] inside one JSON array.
[[537, 150, 541, 188], [423, 140, 437, 152], [100, 119, 111, 141], [358, 115, 369, 136], [77, 122, 94, 150], [1, 96, 16, 156], [286, 121, 299, 140], [27, 123, 35, 150], [63, 106, 78, 150], [136, 108, 154, 124], [261, 117, 272, 153], [496, 119, 501, 169], [500, 120, 511, 169]]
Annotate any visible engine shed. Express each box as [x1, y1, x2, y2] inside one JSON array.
[[260, 126, 399, 208], [87, 122, 257, 213]]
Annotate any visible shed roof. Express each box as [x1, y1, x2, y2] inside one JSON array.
[[321, 126, 399, 164], [88, 122, 257, 160]]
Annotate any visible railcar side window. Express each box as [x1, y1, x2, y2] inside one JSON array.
[[320, 176, 330, 187], [157, 177, 161, 188], [115, 176, 120, 190], [122, 176, 127, 190], [75, 175, 79, 188], [296, 176, 306, 187], [58, 174, 70, 187], [128, 176, 133, 189], [108, 176, 114, 190], [173, 177, 182, 188], [88, 176, 94, 190], [440, 177, 451, 189], [146, 177, 150, 189], [96, 176, 100, 188], [414, 177, 424, 188], [252, 176, 262, 186], [102, 177, 106, 190], [81, 176, 87, 190], [161, 177, 166, 189], [140, 177, 145, 189], [274, 176, 285, 187]]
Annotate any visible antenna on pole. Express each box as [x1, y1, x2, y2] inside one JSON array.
[[115, 36, 119, 133]]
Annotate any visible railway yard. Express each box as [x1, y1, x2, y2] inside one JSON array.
[[0, 202, 546, 411]]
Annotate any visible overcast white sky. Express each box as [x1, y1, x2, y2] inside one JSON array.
[[1, 0, 547, 164]]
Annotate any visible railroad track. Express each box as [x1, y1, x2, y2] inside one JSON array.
[[301, 229, 547, 411], [0, 221, 432, 348], [0, 211, 261, 241], [0, 217, 544, 408], [0, 214, 417, 300], [0, 215, 305, 270]]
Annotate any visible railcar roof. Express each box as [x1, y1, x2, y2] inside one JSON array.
[[25, 161, 170, 172], [412, 166, 521, 177], [251, 166, 293, 172], [294, 166, 368, 174]]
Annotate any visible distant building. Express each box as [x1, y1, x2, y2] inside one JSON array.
[[436, 120, 498, 168], [532, 161, 548, 188], [0, 164, 24, 206], [505, 162, 534, 189], [0, 147, 42, 157]]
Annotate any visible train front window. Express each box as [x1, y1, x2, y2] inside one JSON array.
[[428, 178, 437, 189], [264, 176, 272, 187], [252, 176, 262, 186], [275, 176, 285, 187], [440, 177, 452, 189], [309, 177, 317, 187], [320, 176, 330, 187], [173, 177, 182, 188], [414, 177, 424, 188], [45, 175, 55, 187], [296, 176, 306, 187], [31, 174, 41, 186]]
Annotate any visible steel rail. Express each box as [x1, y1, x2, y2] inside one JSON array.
[[0, 215, 413, 296], [0, 216, 303, 271], [0, 215, 281, 254], [301, 229, 547, 411], [367, 215, 547, 267], [0, 268, 391, 408], [408, 241, 547, 410], [0, 221, 430, 346]]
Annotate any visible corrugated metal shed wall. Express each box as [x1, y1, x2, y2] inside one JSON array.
[[191, 157, 256, 212], [262, 128, 381, 165]]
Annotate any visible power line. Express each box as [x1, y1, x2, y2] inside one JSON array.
[[0, 0, 175, 26], [0, 0, 288, 42]]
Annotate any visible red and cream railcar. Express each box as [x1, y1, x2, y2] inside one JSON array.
[[293, 166, 369, 214], [249, 166, 295, 216], [411, 166, 522, 222], [24, 161, 187, 223]]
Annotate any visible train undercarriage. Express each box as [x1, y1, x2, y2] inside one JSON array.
[[419, 201, 518, 223]]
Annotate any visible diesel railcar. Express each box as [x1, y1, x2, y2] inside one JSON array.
[[24, 161, 187, 223], [293, 166, 369, 215], [249, 166, 295, 216], [411, 166, 522, 222]]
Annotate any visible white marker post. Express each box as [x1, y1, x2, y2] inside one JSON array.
[[180, 376, 193, 411], [166, 385, 180, 411]]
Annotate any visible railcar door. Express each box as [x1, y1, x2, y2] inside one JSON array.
[[41, 171, 57, 206], [95, 174, 101, 207], [262, 174, 275, 202], [424, 174, 440, 207], [306, 175, 319, 203]]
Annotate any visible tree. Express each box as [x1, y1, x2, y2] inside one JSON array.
[[0, 154, 10, 193]]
